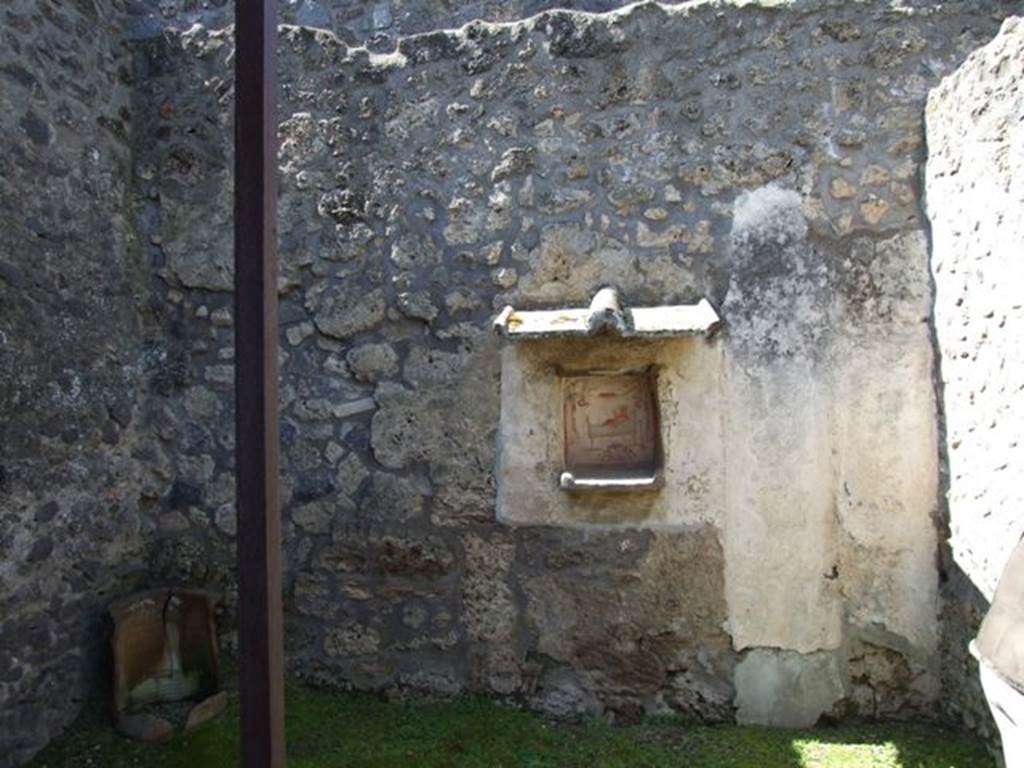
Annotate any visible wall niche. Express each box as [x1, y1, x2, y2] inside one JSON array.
[[494, 288, 723, 528], [560, 367, 662, 491]]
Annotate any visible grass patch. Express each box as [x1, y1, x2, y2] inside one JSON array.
[[30, 680, 993, 768]]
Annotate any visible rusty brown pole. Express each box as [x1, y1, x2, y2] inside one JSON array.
[[234, 0, 285, 765]]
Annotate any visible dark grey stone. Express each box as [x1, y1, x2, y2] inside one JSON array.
[[26, 538, 53, 564], [19, 111, 51, 146]]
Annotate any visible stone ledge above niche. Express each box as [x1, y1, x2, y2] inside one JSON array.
[[494, 288, 724, 529]]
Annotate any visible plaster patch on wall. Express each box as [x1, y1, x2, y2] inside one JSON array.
[[731, 184, 806, 248], [735, 647, 846, 728], [497, 337, 724, 528]]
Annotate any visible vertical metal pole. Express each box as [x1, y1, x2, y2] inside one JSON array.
[[234, 0, 285, 765]]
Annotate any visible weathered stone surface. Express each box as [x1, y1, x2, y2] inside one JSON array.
[[520, 528, 733, 712], [390, 234, 441, 270], [292, 496, 354, 534], [462, 535, 515, 643], [335, 452, 370, 499], [734, 649, 846, 729], [128, 0, 1015, 735], [346, 343, 398, 383], [928, 14, 1024, 605], [373, 533, 455, 578], [163, 184, 234, 291], [846, 635, 935, 720], [491, 146, 535, 182], [514, 225, 635, 305], [324, 622, 380, 657], [396, 290, 439, 322], [310, 283, 387, 340], [0, 0, 152, 762], [5, 2, 1020, 759], [361, 472, 432, 523], [926, 15, 1024, 740], [530, 668, 602, 720], [402, 346, 473, 389], [370, 384, 436, 469]]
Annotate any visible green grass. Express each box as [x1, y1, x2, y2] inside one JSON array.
[[30, 679, 994, 768]]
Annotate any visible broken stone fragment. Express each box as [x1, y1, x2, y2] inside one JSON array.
[[184, 691, 228, 733], [860, 197, 890, 225], [317, 188, 366, 224], [397, 290, 439, 322], [491, 267, 517, 288], [390, 234, 441, 269], [443, 196, 487, 245], [636, 221, 687, 249], [444, 289, 481, 314], [324, 622, 380, 657], [310, 283, 387, 339], [491, 146, 536, 181], [362, 471, 432, 523], [346, 342, 398, 383], [116, 712, 174, 743], [830, 177, 857, 200]]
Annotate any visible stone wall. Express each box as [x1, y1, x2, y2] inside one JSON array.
[[3, 1, 1022, 762], [926, 16, 1024, 742], [128, 0, 693, 51], [0, 1, 157, 765], [129, 0, 1020, 731]]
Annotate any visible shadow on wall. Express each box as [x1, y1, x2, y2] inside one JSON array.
[[940, 562, 999, 744]]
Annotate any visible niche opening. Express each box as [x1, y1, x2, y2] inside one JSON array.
[[559, 367, 663, 491]]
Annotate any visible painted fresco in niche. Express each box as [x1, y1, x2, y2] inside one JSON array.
[[561, 371, 659, 481]]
